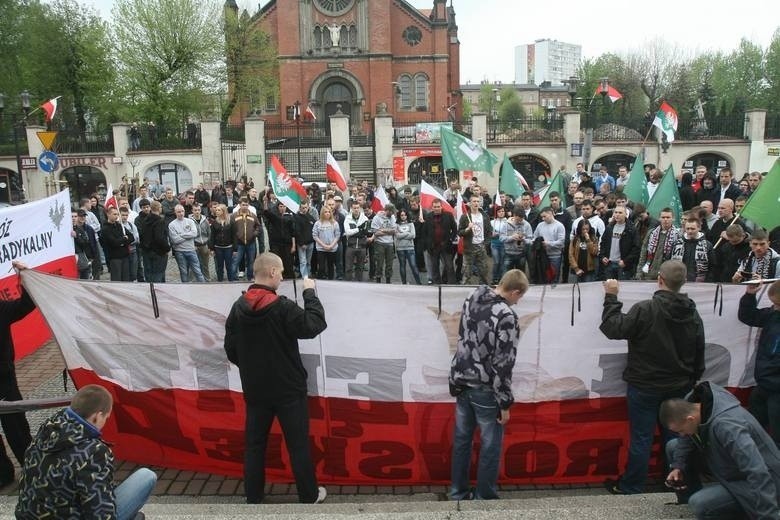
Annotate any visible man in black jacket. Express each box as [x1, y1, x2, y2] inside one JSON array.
[[0, 261, 35, 488], [420, 200, 457, 284], [224, 253, 327, 504], [599, 206, 640, 280], [101, 207, 134, 281], [599, 259, 705, 495], [137, 200, 170, 283]]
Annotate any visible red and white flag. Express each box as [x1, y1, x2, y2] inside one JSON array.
[[419, 179, 454, 214], [40, 96, 61, 122], [104, 183, 118, 210], [304, 105, 317, 121], [370, 185, 391, 214], [595, 85, 623, 103], [514, 169, 530, 191], [326, 151, 348, 191]]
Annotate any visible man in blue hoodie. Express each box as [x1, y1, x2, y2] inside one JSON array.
[[224, 252, 327, 504], [739, 280, 780, 442], [449, 269, 529, 500]]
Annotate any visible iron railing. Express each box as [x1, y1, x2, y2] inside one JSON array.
[[132, 123, 202, 151], [55, 130, 114, 154], [487, 116, 564, 143], [221, 124, 245, 142], [765, 113, 780, 140], [675, 114, 747, 140]]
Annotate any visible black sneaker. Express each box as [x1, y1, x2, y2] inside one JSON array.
[[604, 478, 629, 495]]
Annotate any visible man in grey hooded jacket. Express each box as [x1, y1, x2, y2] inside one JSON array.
[[661, 381, 780, 519]]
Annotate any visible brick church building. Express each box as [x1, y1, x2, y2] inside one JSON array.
[[230, 0, 462, 134]]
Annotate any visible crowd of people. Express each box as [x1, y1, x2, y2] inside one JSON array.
[[71, 162, 779, 289]]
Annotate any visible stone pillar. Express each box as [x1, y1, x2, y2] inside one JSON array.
[[745, 109, 767, 172], [112, 123, 130, 158], [471, 113, 488, 150], [562, 110, 581, 173], [245, 117, 266, 187], [374, 115, 394, 185], [24, 125, 46, 201], [329, 109, 351, 181], [199, 120, 222, 175]]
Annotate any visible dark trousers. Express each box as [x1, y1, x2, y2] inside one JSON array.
[[428, 247, 455, 284], [270, 242, 294, 279], [244, 396, 318, 504], [345, 247, 366, 281], [749, 386, 780, 444], [109, 257, 131, 281], [0, 370, 31, 482]]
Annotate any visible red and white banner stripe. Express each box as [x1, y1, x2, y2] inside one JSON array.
[[21, 270, 756, 484]]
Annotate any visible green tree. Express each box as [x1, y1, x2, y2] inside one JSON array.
[[112, 0, 225, 126], [224, 5, 278, 124], [766, 29, 780, 112], [497, 87, 524, 125]]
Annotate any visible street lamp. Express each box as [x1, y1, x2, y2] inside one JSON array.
[[490, 88, 500, 141], [286, 100, 303, 178], [562, 76, 609, 171]]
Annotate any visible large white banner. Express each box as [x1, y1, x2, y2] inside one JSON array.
[[21, 271, 759, 401], [1, 191, 76, 358]]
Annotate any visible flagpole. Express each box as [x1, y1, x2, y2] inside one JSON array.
[[712, 214, 742, 250]]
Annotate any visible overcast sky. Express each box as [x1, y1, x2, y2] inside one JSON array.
[[76, 0, 778, 84]]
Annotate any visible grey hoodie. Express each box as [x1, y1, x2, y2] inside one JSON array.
[[672, 382, 780, 519]]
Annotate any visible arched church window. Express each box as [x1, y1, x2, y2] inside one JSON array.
[[414, 73, 428, 110], [398, 74, 412, 109], [314, 26, 322, 50]]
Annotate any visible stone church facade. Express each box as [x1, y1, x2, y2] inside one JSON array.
[[230, 0, 462, 133]]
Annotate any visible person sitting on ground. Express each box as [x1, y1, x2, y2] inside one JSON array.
[[16, 384, 157, 520]]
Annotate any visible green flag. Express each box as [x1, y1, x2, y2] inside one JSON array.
[[647, 165, 683, 227], [538, 171, 566, 209], [499, 154, 523, 198], [740, 159, 780, 231], [622, 154, 648, 206], [440, 126, 498, 176], [268, 155, 306, 212]]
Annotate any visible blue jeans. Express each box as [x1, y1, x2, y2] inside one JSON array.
[[244, 396, 318, 504], [142, 250, 167, 283], [450, 387, 503, 500], [214, 247, 236, 281], [603, 260, 628, 280], [174, 250, 205, 282], [548, 255, 562, 283], [620, 384, 689, 493], [490, 243, 505, 283], [115, 467, 157, 520], [397, 249, 421, 284], [298, 243, 315, 278], [233, 242, 257, 281]]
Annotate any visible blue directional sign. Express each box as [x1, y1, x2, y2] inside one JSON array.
[[38, 151, 59, 173]]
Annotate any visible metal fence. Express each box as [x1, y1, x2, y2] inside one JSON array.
[[264, 122, 331, 183], [675, 114, 747, 140], [765, 113, 780, 140], [55, 130, 114, 154], [488, 116, 564, 143], [131, 123, 202, 151], [0, 129, 25, 156], [221, 124, 245, 142]]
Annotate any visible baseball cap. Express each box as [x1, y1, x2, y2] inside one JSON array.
[[334, 195, 343, 202]]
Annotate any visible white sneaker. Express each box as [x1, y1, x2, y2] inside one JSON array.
[[315, 486, 327, 504]]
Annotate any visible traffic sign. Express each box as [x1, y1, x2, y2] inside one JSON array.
[[38, 151, 59, 173], [36, 131, 58, 151]]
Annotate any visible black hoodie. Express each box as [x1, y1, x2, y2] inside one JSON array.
[[600, 289, 705, 392], [224, 284, 327, 405]]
